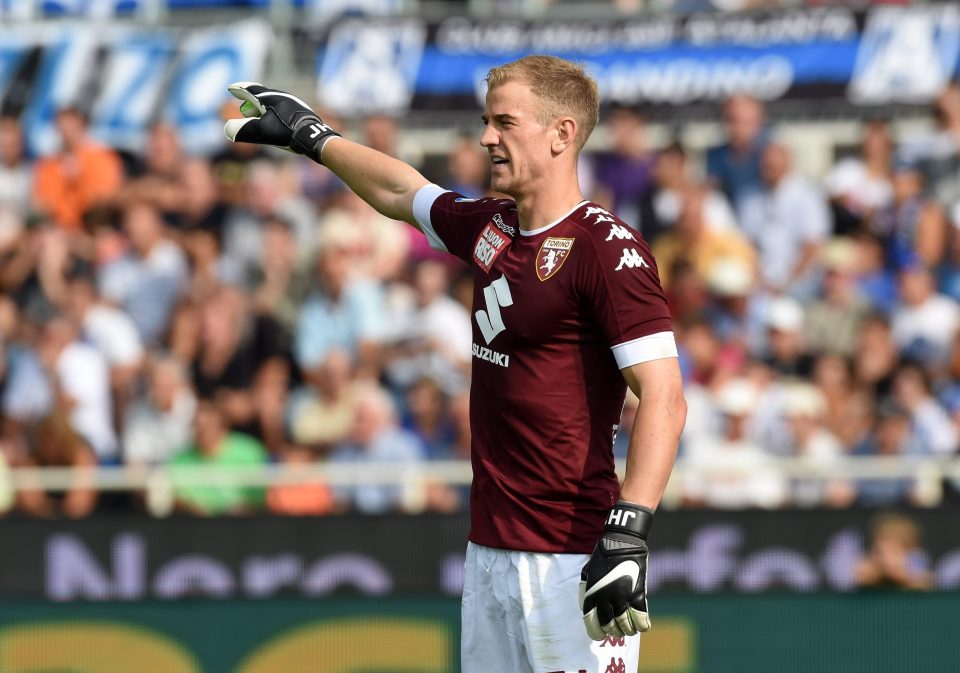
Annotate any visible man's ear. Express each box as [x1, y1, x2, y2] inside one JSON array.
[[552, 117, 578, 155]]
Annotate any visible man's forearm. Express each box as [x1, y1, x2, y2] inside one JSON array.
[[620, 385, 686, 510], [320, 137, 429, 225]]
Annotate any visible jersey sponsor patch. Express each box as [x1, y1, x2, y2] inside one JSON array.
[[473, 223, 511, 272], [536, 237, 574, 281]]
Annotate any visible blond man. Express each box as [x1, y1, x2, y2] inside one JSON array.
[[225, 55, 686, 673]]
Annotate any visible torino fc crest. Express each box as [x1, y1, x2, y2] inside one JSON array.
[[536, 237, 574, 281]]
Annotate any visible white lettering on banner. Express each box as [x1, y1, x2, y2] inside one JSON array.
[[605, 224, 637, 242], [471, 343, 510, 368], [615, 248, 650, 271], [475, 275, 513, 344]]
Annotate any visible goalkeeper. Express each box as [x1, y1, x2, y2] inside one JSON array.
[[225, 55, 686, 673]]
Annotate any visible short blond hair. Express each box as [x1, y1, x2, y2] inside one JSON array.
[[486, 55, 599, 151]]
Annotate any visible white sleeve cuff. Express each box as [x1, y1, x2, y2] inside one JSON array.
[[412, 184, 450, 252], [611, 331, 678, 369]]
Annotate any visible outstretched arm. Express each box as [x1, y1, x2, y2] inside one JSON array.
[[223, 82, 428, 228]]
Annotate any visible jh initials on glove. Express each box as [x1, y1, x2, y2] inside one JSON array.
[[579, 501, 653, 641], [223, 82, 340, 163]]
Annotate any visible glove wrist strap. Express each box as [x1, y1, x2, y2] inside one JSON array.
[[604, 501, 654, 540], [290, 119, 341, 165]]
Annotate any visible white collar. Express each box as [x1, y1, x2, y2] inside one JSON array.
[[519, 201, 588, 237]]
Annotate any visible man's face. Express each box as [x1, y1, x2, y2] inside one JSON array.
[[480, 81, 555, 197]]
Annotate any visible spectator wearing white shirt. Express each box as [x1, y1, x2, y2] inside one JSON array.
[[123, 356, 197, 465], [891, 263, 960, 366], [738, 142, 830, 296], [824, 120, 893, 236], [892, 364, 958, 457]]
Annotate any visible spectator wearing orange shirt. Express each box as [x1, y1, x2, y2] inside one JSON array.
[[33, 107, 123, 233]]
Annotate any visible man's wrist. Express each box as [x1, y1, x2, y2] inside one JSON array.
[[290, 117, 341, 164], [604, 501, 655, 540]]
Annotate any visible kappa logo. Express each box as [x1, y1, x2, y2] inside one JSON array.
[[473, 224, 510, 273], [615, 248, 650, 271], [605, 224, 636, 242], [536, 237, 574, 281], [584, 206, 616, 225], [492, 213, 516, 236]]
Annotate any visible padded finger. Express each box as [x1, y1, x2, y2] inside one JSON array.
[[615, 610, 637, 637], [226, 82, 266, 115], [600, 618, 624, 638], [224, 117, 257, 143], [628, 606, 651, 632], [582, 608, 606, 642]]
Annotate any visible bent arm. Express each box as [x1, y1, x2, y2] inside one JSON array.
[[320, 138, 430, 228], [619, 357, 686, 509]]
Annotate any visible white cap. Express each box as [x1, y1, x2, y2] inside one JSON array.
[[782, 384, 827, 419], [708, 257, 754, 297], [766, 296, 804, 333], [714, 378, 759, 417]]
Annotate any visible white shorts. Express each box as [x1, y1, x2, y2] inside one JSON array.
[[461, 542, 640, 673]]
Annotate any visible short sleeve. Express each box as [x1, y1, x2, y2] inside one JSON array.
[[412, 184, 513, 264], [578, 224, 676, 369]]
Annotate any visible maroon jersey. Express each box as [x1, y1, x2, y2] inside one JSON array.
[[413, 185, 675, 553]]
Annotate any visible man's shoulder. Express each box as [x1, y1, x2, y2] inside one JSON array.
[[566, 202, 642, 245]]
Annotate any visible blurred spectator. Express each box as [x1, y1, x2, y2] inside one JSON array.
[[812, 354, 861, 447], [763, 296, 814, 378], [682, 378, 787, 509], [892, 363, 958, 456], [854, 399, 922, 506], [287, 348, 359, 449], [294, 238, 385, 376], [211, 100, 272, 207], [738, 142, 830, 294], [120, 121, 185, 216], [651, 184, 756, 289], [33, 106, 123, 233], [17, 413, 98, 519], [854, 313, 900, 399], [37, 316, 118, 463], [902, 82, 960, 212], [824, 120, 893, 235], [318, 191, 410, 281], [99, 201, 188, 345], [123, 355, 196, 466], [191, 286, 289, 442], [891, 264, 960, 366], [383, 259, 472, 392], [589, 104, 654, 227], [446, 135, 489, 199], [870, 161, 947, 270], [168, 397, 267, 516], [706, 94, 769, 213], [402, 377, 456, 460], [804, 239, 872, 357], [643, 141, 737, 243], [0, 116, 32, 222], [249, 214, 312, 334], [328, 383, 426, 514], [851, 231, 898, 314], [778, 383, 853, 508], [266, 444, 335, 516], [855, 512, 933, 590], [663, 258, 710, 323]]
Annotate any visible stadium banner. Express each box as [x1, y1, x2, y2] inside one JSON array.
[[0, 19, 270, 156], [1, 594, 958, 673], [314, 4, 960, 115], [3, 509, 960, 602]]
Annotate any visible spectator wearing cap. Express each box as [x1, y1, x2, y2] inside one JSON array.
[[891, 263, 960, 366], [682, 378, 787, 509], [651, 184, 756, 290], [738, 141, 831, 296], [804, 238, 873, 357], [869, 159, 947, 271], [98, 200, 188, 345], [589, 104, 654, 227], [823, 120, 893, 236], [778, 383, 853, 508], [706, 94, 769, 215], [703, 257, 760, 349], [33, 106, 123, 233], [763, 296, 814, 378]]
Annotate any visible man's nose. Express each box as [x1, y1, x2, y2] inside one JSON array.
[[480, 124, 498, 148]]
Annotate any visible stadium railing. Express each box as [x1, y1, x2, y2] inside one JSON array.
[[3, 456, 959, 515]]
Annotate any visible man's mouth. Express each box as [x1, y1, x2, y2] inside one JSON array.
[[491, 157, 509, 166]]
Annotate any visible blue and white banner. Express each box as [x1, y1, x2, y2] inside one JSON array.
[[315, 5, 960, 115], [0, 20, 270, 156]]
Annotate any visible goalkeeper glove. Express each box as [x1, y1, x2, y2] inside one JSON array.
[[579, 501, 653, 640], [223, 82, 340, 163]]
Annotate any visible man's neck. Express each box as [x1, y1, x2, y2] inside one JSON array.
[[513, 170, 585, 232]]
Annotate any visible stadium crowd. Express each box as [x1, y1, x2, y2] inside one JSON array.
[[1, 82, 960, 517]]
